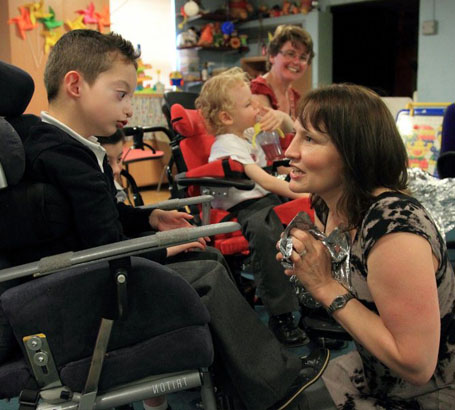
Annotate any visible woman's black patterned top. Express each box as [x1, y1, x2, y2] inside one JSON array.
[[320, 191, 455, 407]]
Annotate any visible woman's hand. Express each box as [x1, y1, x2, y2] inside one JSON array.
[[149, 209, 193, 231], [166, 239, 207, 257], [277, 228, 335, 299], [257, 105, 285, 132]]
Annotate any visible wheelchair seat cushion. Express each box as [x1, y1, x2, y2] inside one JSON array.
[[0, 257, 213, 397]]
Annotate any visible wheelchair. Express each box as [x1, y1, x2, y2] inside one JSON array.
[[0, 60, 241, 410]]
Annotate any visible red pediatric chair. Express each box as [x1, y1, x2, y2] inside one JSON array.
[[168, 103, 313, 260]]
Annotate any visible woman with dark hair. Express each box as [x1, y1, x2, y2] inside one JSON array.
[[251, 25, 314, 136], [279, 83, 455, 408]]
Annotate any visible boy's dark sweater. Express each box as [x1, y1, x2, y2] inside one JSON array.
[[24, 121, 166, 262]]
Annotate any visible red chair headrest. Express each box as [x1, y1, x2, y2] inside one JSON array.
[[171, 104, 207, 138]]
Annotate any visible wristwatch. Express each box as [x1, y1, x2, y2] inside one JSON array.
[[326, 292, 355, 315]]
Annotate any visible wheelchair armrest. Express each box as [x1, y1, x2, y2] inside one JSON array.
[[122, 126, 173, 149], [175, 175, 255, 191], [0, 222, 241, 283]]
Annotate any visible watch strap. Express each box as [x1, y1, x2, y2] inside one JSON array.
[[326, 292, 355, 315]]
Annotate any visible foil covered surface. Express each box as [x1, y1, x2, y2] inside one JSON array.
[[278, 212, 352, 308], [407, 168, 455, 235]]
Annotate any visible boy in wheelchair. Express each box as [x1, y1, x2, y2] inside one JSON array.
[[196, 68, 309, 347], [16, 30, 329, 409], [98, 129, 128, 203]]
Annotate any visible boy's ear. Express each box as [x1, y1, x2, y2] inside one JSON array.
[[218, 110, 233, 126], [63, 70, 83, 98]]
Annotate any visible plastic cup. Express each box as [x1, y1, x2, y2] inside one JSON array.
[[258, 130, 284, 162]]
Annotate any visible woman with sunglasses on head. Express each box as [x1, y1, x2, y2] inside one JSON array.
[[251, 25, 314, 136]]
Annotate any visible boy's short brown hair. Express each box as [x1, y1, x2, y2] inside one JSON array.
[[44, 29, 140, 102], [195, 67, 249, 135], [267, 25, 314, 70]]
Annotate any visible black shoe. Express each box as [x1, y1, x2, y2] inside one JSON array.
[[269, 313, 310, 347], [268, 347, 330, 410]]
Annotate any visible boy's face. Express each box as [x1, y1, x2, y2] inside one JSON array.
[[103, 140, 124, 182], [224, 82, 259, 137], [79, 59, 137, 137]]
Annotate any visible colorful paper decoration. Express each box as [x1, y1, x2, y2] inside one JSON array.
[[66, 15, 87, 31], [38, 7, 63, 30], [8, 6, 36, 40], [7, 2, 111, 55], [94, 5, 110, 32], [25, 0, 51, 25], [77, 2, 98, 25], [41, 28, 62, 53]]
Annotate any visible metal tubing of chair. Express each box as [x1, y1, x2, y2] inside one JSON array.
[[83, 319, 114, 395], [93, 371, 203, 409], [0, 222, 241, 282], [146, 195, 214, 210], [200, 368, 218, 410]]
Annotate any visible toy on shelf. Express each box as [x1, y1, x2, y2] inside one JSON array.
[[153, 69, 165, 93], [282, 0, 291, 15], [170, 71, 184, 90], [269, 5, 282, 17], [178, 0, 200, 29], [136, 55, 153, 92], [300, 0, 314, 14], [228, 0, 253, 20], [197, 23, 214, 46], [177, 26, 198, 48]]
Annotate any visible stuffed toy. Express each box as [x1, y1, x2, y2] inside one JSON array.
[[198, 23, 214, 46], [300, 0, 313, 14], [229, 0, 253, 20]]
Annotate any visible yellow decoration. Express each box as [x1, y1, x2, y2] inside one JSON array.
[[66, 15, 87, 31], [41, 28, 62, 53], [25, 0, 51, 25]]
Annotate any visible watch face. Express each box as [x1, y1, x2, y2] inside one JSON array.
[[333, 296, 346, 309]]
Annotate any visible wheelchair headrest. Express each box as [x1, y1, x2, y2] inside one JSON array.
[[0, 61, 35, 188], [169, 104, 215, 170], [0, 117, 25, 188], [170, 104, 208, 138], [0, 61, 35, 117]]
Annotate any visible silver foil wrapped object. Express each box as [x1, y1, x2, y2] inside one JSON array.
[[279, 211, 352, 308], [407, 168, 455, 235]]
